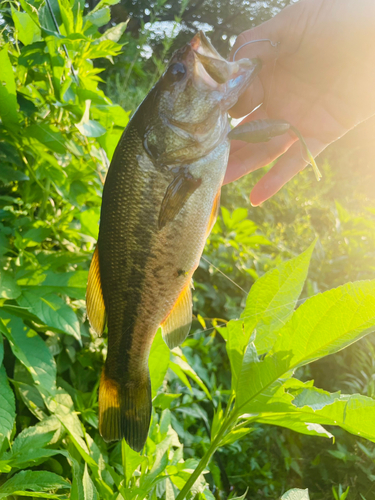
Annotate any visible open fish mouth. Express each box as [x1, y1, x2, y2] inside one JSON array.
[[189, 31, 261, 88]]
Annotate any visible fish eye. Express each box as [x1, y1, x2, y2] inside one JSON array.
[[166, 62, 186, 82]]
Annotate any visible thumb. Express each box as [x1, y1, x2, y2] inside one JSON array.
[[229, 22, 281, 66], [228, 21, 281, 118]]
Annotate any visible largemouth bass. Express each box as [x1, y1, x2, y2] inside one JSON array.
[[86, 32, 295, 452]]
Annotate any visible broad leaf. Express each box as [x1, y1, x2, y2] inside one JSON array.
[[0, 45, 19, 129], [281, 489, 310, 500], [0, 313, 56, 397], [18, 291, 81, 341], [242, 240, 316, 354], [0, 365, 16, 445], [11, 7, 42, 45], [236, 280, 375, 411], [149, 329, 170, 398], [0, 470, 70, 499], [0, 270, 21, 299], [83, 463, 99, 500]]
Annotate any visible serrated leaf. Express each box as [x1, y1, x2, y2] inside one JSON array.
[[281, 489, 310, 500], [47, 390, 97, 469], [0, 312, 56, 397], [18, 291, 81, 341], [0, 470, 70, 499]]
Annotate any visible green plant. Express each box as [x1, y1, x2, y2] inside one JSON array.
[[2, 0, 375, 498]]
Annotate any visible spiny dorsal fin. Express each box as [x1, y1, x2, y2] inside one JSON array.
[[206, 189, 221, 237], [159, 167, 201, 229], [161, 281, 193, 349], [86, 246, 106, 336]]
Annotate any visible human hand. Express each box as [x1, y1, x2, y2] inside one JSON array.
[[225, 0, 375, 205]]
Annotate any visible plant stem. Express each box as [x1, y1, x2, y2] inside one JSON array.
[[175, 413, 237, 500]]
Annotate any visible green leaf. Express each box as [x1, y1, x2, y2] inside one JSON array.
[[47, 390, 97, 469], [83, 463, 98, 500], [0, 45, 19, 129], [0, 166, 29, 183], [230, 489, 249, 500], [11, 7, 42, 45], [170, 352, 212, 400], [27, 270, 89, 300], [99, 21, 127, 42], [3, 416, 62, 469], [0, 313, 57, 397], [18, 291, 81, 341], [22, 227, 52, 246], [79, 208, 100, 239], [84, 7, 110, 27], [122, 440, 145, 485], [0, 365, 16, 445], [76, 101, 106, 137], [0, 270, 21, 299], [149, 329, 170, 398], [89, 0, 120, 13], [242, 240, 316, 354], [25, 124, 66, 155], [0, 470, 70, 499], [236, 280, 375, 412], [281, 489, 310, 500]]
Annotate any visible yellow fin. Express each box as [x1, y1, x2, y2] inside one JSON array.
[[99, 369, 151, 452], [161, 282, 193, 349], [206, 189, 221, 237], [86, 247, 106, 336]]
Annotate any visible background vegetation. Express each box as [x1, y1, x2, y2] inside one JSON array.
[[1, 0, 375, 499]]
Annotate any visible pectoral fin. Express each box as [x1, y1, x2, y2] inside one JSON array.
[[161, 281, 193, 349], [86, 247, 106, 336], [159, 167, 201, 229]]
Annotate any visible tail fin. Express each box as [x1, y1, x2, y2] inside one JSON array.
[[99, 369, 151, 452]]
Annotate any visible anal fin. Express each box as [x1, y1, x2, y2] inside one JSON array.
[[86, 246, 106, 336], [206, 189, 221, 237], [161, 282, 193, 349]]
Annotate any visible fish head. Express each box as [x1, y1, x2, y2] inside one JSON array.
[[145, 31, 261, 163]]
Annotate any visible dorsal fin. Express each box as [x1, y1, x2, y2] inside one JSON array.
[[86, 247, 106, 336], [161, 282, 193, 349]]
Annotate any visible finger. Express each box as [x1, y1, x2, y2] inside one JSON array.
[[228, 23, 282, 118], [249, 139, 326, 206], [229, 25, 281, 64]]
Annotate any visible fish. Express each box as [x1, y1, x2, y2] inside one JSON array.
[[87, 31, 316, 452]]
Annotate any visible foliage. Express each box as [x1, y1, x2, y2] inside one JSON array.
[[1, 1, 375, 499]]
